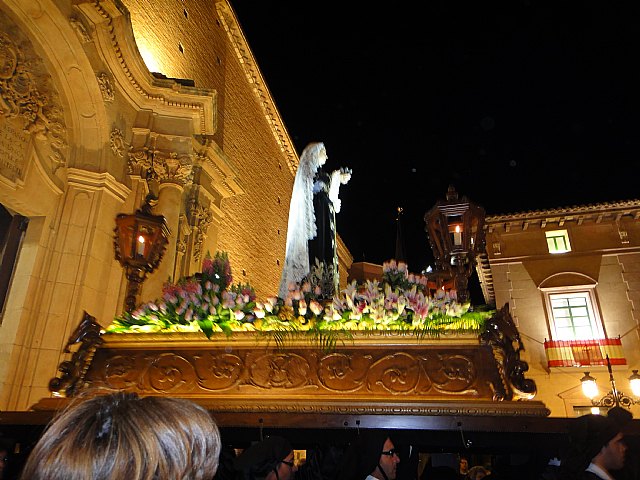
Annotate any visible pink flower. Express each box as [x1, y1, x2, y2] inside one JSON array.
[[298, 298, 308, 316], [222, 291, 236, 309], [382, 259, 397, 273], [264, 297, 277, 313], [253, 304, 265, 318], [309, 300, 323, 316]]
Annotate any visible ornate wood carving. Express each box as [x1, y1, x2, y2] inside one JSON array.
[[480, 303, 537, 400], [48, 312, 104, 397], [44, 308, 546, 417], [69, 330, 547, 416]]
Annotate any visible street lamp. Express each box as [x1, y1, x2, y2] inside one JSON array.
[[114, 194, 170, 312], [424, 186, 486, 303], [580, 354, 640, 409]]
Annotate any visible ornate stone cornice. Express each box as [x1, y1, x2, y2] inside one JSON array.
[[215, 0, 298, 175], [77, 0, 217, 136], [67, 167, 130, 201], [485, 199, 640, 232]]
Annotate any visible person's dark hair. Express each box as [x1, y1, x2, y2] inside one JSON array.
[[336, 431, 391, 480], [19, 392, 221, 480], [233, 436, 293, 479], [296, 443, 347, 480], [559, 406, 633, 478], [0, 439, 12, 452]]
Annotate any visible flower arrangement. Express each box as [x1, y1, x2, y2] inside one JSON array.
[[107, 252, 494, 342]]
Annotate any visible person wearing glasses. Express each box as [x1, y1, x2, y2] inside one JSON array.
[[233, 436, 297, 480], [372, 438, 401, 480], [337, 431, 400, 480]]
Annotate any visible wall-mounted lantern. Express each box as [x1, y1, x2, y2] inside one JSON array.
[[580, 354, 640, 409], [114, 194, 170, 312], [424, 186, 486, 303]]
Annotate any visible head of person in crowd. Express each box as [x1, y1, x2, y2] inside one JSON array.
[[19, 391, 221, 480], [233, 436, 297, 480], [458, 457, 469, 476], [0, 439, 12, 480], [349, 431, 400, 480], [564, 405, 632, 477], [466, 465, 490, 480], [365, 433, 400, 480]]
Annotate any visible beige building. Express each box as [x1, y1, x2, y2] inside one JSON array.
[[2, 0, 638, 422], [0, 0, 352, 411], [479, 200, 640, 417]]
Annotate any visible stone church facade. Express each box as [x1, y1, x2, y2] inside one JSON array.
[[0, 0, 352, 411]]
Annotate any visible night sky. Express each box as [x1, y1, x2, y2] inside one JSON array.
[[231, 1, 640, 274]]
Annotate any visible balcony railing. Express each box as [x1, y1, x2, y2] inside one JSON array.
[[544, 338, 626, 368]]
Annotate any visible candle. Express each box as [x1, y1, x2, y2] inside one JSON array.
[[453, 225, 462, 245], [137, 235, 145, 256]]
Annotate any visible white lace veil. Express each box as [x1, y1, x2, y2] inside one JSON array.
[[278, 142, 325, 299]]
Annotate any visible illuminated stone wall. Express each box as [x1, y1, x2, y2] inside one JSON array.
[[122, 0, 295, 298]]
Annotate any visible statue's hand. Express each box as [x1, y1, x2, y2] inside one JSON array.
[[340, 167, 352, 184]]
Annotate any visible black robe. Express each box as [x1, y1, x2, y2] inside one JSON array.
[[308, 169, 337, 284]]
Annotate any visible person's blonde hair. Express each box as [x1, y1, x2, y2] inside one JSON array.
[[20, 392, 221, 480]]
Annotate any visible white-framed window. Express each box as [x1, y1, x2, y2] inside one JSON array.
[[545, 229, 571, 254], [544, 288, 604, 340]]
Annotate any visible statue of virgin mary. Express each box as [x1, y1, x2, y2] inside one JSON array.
[[279, 142, 351, 300], [278, 142, 326, 299]]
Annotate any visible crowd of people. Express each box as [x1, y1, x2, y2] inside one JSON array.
[[0, 390, 636, 480]]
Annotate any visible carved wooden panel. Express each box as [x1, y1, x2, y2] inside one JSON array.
[[84, 335, 504, 404]]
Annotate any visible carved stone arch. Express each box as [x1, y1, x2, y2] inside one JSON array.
[[539, 272, 597, 289], [1, 0, 110, 178]]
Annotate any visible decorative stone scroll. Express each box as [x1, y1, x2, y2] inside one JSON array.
[[0, 20, 68, 173], [127, 147, 152, 177], [97, 72, 115, 102], [187, 193, 213, 262], [110, 128, 126, 157], [68, 16, 92, 43], [150, 151, 193, 186]]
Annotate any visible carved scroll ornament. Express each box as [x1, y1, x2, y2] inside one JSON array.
[[0, 29, 67, 170], [82, 342, 489, 401]]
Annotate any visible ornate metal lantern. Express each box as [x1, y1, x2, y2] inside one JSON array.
[[424, 186, 486, 303], [580, 354, 640, 409], [114, 195, 170, 312]]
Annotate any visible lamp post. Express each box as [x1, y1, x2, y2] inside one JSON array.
[[424, 186, 486, 303], [580, 354, 640, 409], [114, 194, 170, 312]]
